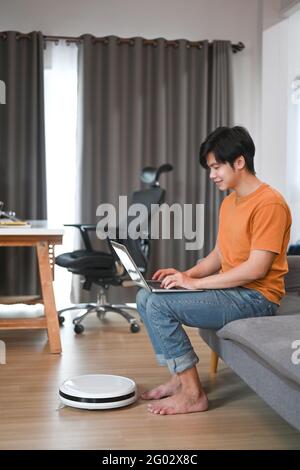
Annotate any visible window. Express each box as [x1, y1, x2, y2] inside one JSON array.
[[44, 42, 78, 307]]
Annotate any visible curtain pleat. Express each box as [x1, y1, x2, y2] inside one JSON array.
[[0, 31, 47, 295]]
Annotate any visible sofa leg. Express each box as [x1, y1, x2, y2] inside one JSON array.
[[210, 350, 219, 374]]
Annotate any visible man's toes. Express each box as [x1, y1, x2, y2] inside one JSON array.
[[147, 404, 161, 414], [141, 390, 158, 400], [141, 387, 165, 400], [148, 408, 157, 414], [158, 405, 173, 415]]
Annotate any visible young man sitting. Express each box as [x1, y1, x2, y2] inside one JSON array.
[[136, 126, 292, 415]]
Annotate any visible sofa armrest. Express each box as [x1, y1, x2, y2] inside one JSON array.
[[286, 256, 300, 294]]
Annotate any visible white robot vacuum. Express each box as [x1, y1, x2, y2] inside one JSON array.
[[59, 374, 137, 410]]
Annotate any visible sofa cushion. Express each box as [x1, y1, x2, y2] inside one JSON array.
[[285, 256, 300, 293], [276, 294, 300, 315], [217, 315, 300, 386]]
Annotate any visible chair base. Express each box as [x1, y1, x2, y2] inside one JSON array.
[[58, 288, 140, 334]]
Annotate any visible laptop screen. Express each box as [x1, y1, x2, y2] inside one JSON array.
[[111, 241, 148, 290]]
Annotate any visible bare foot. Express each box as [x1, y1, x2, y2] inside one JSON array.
[[147, 389, 209, 415], [141, 375, 181, 400]]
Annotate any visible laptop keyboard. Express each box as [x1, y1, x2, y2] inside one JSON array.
[[147, 280, 163, 287], [147, 280, 184, 290]]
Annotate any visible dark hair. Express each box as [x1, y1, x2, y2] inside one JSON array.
[[199, 126, 256, 175]]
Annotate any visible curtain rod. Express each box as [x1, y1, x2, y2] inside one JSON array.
[[0, 32, 244, 53], [45, 35, 245, 53]]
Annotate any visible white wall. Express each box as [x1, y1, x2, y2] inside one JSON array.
[[0, 0, 263, 162], [0, 0, 259, 41], [262, 1, 300, 30], [261, 20, 288, 195], [261, 9, 300, 242], [280, 0, 300, 16], [263, 0, 282, 30]]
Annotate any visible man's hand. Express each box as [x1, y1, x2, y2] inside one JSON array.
[[160, 272, 200, 290], [152, 268, 180, 281]]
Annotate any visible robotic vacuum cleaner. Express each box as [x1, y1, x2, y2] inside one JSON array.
[[59, 374, 137, 410]]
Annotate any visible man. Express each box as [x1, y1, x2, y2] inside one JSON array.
[[136, 126, 292, 415]]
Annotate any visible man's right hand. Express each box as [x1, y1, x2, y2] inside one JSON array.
[[152, 268, 179, 281]]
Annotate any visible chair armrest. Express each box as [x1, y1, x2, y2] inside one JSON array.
[[286, 256, 300, 294], [63, 224, 97, 251], [64, 224, 121, 256], [64, 224, 96, 230]]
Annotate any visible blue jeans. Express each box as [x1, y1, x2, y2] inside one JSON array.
[[136, 287, 278, 375]]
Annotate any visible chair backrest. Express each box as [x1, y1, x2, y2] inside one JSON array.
[[110, 186, 166, 274], [107, 163, 172, 274], [131, 187, 165, 208], [130, 186, 166, 241]]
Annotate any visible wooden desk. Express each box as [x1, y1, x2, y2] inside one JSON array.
[[0, 221, 64, 353]]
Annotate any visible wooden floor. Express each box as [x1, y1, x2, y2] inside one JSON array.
[[0, 310, 299, 450]]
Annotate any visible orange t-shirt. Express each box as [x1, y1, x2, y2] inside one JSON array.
[[217, 183, 292, 305]]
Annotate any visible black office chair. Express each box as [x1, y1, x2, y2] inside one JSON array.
[[55, 164, 173, 334]]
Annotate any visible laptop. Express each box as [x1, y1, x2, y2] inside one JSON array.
[[110, 240, 203, 293]]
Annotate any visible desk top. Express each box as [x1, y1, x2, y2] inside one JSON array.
[[0, 220, 64, 236]]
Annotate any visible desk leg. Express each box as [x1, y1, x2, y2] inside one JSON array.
[[37, 241, 62, 354]]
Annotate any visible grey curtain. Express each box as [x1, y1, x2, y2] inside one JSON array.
[[75, 36, 233, 301], [0, 31, 47, 295]]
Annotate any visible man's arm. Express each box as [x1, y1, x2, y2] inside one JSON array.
[[161, 249, 277, 290], [195, 249, 276, 289], [152, 244, 222, 281], [184, 244, 222, 278]]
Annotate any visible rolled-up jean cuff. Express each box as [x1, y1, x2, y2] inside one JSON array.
[[166, 350, 199, 374], [156, 354, 167, 366]]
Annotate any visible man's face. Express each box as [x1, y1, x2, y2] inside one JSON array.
[[206, 152, 239, 191]]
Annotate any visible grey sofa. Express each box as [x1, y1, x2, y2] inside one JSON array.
[[199, 256, 300, 432]]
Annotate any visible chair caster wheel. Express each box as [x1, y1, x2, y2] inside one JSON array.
[[130, 323, 140, 333], [58, 316, 65, 326], [74, 324, 84, 334], [97, 311, 106, 321]]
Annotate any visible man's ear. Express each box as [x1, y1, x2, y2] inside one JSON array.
[[234, 155, 246, 171]]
